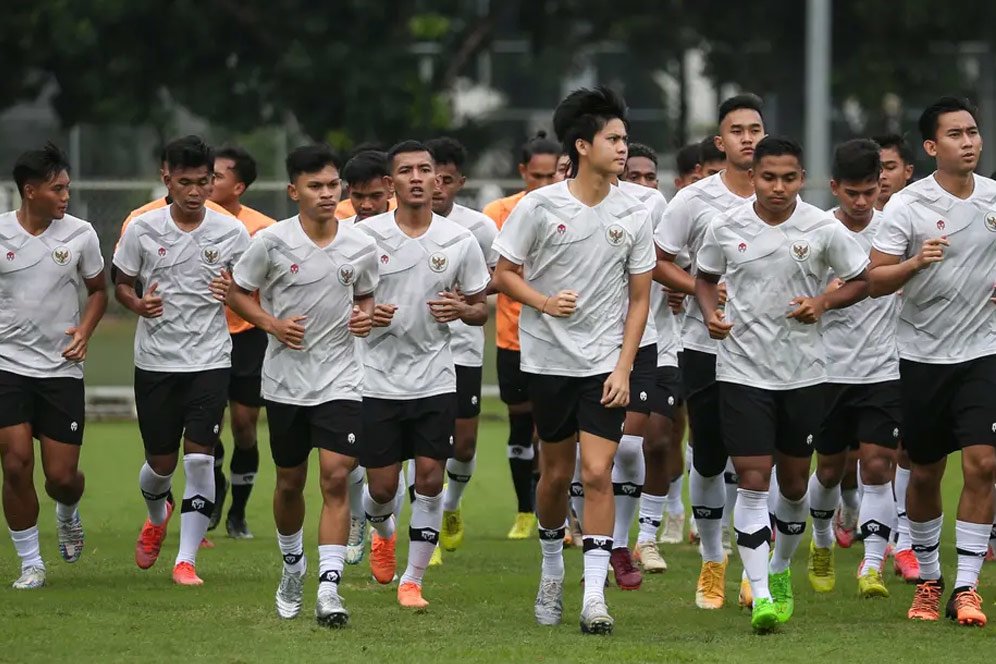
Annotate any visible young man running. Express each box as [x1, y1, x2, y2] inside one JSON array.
[[340, 151, 395, 223], [114, 135, 250, 585], [228, 143, 377, 627], [493, 86, 653, 634], [872, 134, 915, 212], [0, 143, 107, 589]]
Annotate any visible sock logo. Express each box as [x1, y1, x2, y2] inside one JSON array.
[[283, 552, 303, 565], [447, 471, 472, 483], [569, 483, 584, 497], [409, 526, 439, 545], [693, 506, 722, 520], [955, 547, 988, 558], [367, 514, 389, 524], [775, 518, 805, 535], [638, 517, 661, 528], [191, 498, 205, 511], [858, 520, 893, 543], [583, 536, 613, 552], [614, 482, 641, 497], [319, 570, 341, 584], [509, 446, 526, 457], [810, 509, 835, 520], [911, 542, 939, 553], [141, 489, 170, 501], [539, 527, 566, 541]]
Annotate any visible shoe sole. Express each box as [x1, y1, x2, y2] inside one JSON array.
[[276, 605, 302, 619], [399, 602, 429, 611], [695, 599, 724, 609], [317, 611, 350, 628], [860, 587, 889, 599], [580, 619, 613, 635], [616, 579, 642, 590], [752, 611, 779, 633], [641, 565, 667, 574]]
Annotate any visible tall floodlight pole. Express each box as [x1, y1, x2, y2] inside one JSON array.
[[805, 0, 832, 208]]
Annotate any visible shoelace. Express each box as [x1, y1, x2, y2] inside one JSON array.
[[911, 582, 942, 612], [701, 563, 724, 596], [954, 589, 983, 613], [539, 580, 560, 604], [811, 549, 832, 576], [139, 523, 165, 550]]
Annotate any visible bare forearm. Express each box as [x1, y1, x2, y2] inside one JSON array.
[[824, 277, 869, 310], [227, 289, 279, 335], [79, 290, 108, 338], [493, 269, 548, 312], [694, 277, 720, 317], [868, 259, 918, 297], [115, 283, 144, 316], [459, 302, 489, 326], [655, 260, 696, 294], [355, 294, 375, 317]]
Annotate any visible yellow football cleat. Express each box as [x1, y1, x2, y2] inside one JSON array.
[[440, 509, 464, 551], [507, 512, 537, 540]]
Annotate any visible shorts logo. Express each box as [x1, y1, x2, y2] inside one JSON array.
[[667, 396, 675, 406], [5, 251, 13, 261], [606, 225, 625, 246], [992, 423, 996, 433], [471, 395, 479, 406], [449, 436, 454, 446], [70, 421, 78, 432], [985, 213, 996, 232], [737, 242, 747, 253], [213, 424, 220, 434], [556, 223, 566, 235], [52, 247, 71, 265], [202, 246, 220, 265], [936, 219, 946, 231], [791, 241, 811, 262], [289, 263, 299, 274], [805, 434, 814, 446], [639, 391, 647, 402], [380, 254, 390, 264], [347, 433, 356, 444], [892, 427, 900, 438], [338, 264, 355, 286], [158, 247, 167, 257], [429, 252, 447, 272]]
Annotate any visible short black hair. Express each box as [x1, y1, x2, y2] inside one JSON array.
[[285, 144, 341, 182], [831, 138, 881, 182], [13, 142, 71, 195], [387, 140, 431, 170], [553, 86, 629, 173], [718, 93, 764, 126], [215, 145, 258, 188], [871, 134, 915, 165], [699, 135, 725, 164], [426, 137, 468, 172], [519, 131, 561, 165], [341, 150, 389, 186], [918, 96, 978, 142], [674, 143, 701, 177], [164, 135, 214, 173], [752, 136, 804, 166], [627, 143, 658, 167]]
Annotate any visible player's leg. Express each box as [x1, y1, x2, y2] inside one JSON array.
[[660, 397, 687, 544], [687, 389, 728, 607], [441, 365, 482, 551], [636, 364, 678, 571], [892, 444, 919, 580], [226, 401, 260, 538], [498, 349, 538, 539], [208, 440, 227, 532], [345, 463, 367, 565], [834, 448, 860, 548], [361, 398, 403, 585], [0, 414, 44, 589], [611, 410, 646, 589]]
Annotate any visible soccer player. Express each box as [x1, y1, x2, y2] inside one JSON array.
[[483, 131, 563, 540], [699, 136, 727, 178], [357, 140, 490, 609], [207, 145, 275, 539], [673, 143, 703, 190], [624, 143, 660, 189], [0, 143, 107, 589], [806, 139, 900, 598], [869, 97, 996, 626], [695, 136, 869, 631], [425, 137, 499, 557], [228, 143, 377, 627], [114, 135, 250, 585], [872, 134, 915, 211], [493, 86, 654, 634], [340, 150, 395, 223], [654, 94, 764, 609]]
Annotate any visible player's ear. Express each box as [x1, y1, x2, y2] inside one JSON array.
[[286, 183, 298, 202], [713, 134, 724, 153], [923, 139, 937, 159], [382, 175, 394, 194], [234, 181, 247, 198]]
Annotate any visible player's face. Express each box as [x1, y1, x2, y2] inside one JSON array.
[[878, 147, 912, 207], [673, 167, 702, 191], [926, 110, 982, 175], [624, 156, 658, 189], [751, 155, 804, 216], [555, 154, 571, 182], [210, 158, 244, 205], [349, 178, 391, 220], [579, 118, 628, 177], [518, 154, 558, 192], [831, 176, 879, 223], [25, 170, 70, 220], [432, 162, 466, 215], [702, 159, 725, 177], [165, 165, 212, 214], [392, 150, 435, 208], [289, 164, 341, 223], [717, 109, 765, 170]]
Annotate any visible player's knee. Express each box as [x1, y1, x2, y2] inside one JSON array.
[[44, 466, 79, 493], [815, 461, 843, 488], [860, 454, 892, 485], [778, 476, 807, 502], [453, 436, 477, 462], [275, 469, 306, 496], [580, 461, 612, 494], [1, 452, 33, 483], [642, 433, 667, 461], [737, 467, 769, 492], [963, 451, 996, 487], [319, 466, 349, 500], [909, 462, 942, 489], [230, 419, 257, 449]]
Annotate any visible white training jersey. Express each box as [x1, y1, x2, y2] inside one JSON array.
[[646, 190, 682, 368], [873, 173, 996, 365], [821, 209, 900, 383], [444, 203, 498, 368], [357, 211, 491, 399], [232, 217, 379, 406], [618, 180, 663, 352], [696, 200, 869, 391], [654, 172, 753, 355], [0, 212, 104, 379], [492, 180, 656, 377], [113, 206, 250, 372]]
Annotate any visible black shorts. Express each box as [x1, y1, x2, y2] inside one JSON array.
[[134, 368, 229, 455], [720, 382, 824, 458], [527, 373, 625, 443], [361, 394, 456, 468], [229, 327, 267, 408], [265, 399, 362, 468], [0, 370, 85, 445], [816, 381, 901, 455], [900, 356, 996, 465], [680, 350, 725, 476], [497, 348, 530, 406], [627, 344, 658, 415], [650, 366, 682, 420], [455, 365, 483, 419]]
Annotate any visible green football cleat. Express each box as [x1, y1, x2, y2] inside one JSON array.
[[769, 568, 794, 623], [751, 597, 779, 632]]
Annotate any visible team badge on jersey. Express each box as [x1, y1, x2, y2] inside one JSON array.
[[380, 254, 390, 264], [52, 246, 71, 265], [737, 242, 748, 253], [158, 247, 167, 257], [202, 246, 220, 265], [985, 212, 996, 232], [790, 240, 811, 262], [556, 223, 566, 235], [606, 225, 625, 246], [338, 264, 355, 286], [6, 251, 15, 261], [936, 219, 946, 231], [429, 252, 448, 272], [289, 263, 299, 274]]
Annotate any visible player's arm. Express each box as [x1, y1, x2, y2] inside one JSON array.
[[867, 242, 946, 297], [226, 284, 306, 350], [601, 269, 652, 408], [63, 270, 109, 362], [348, 293, 375, 338], [788, 269, 870, 324], [654, 246, 696, 294], [694, 270, 732, 340], [114, 270, 162, 318], [492, 256, 577, 316]]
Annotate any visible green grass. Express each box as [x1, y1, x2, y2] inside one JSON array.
[[1, 402, 991, 663]]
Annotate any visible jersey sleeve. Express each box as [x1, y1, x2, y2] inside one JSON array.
[[492, 198, 536, 266], [80, 225, 106, 279], [231, 234, 270, 292], [457, 237, 491, 296], [475, 217, 500, 269], [826, 224, 870, 281], [871, 198, 912, 257], [112, 219, 143, 277], [654, 194, 691, 255], [628, 213, 656, 275], [353, 242, 379, 298], [694, 222, 727, 276], [228, 225, 252, 270]]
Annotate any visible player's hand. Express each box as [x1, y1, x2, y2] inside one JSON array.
[[823, 277, 844, 295], [913, 236, 948, 271], [717, 282, 729, 307], [542, 290, 578, 317], [706, 309, 733, 340], [348, 306, 373, 338], [427, 291, 466, 324], [137, 282, 164, 318], [62, 326, 89, 362], [601, 367, 630, 408], [273, 315, 307, 350], [990, 282, 996, 305], [787, 295, 826, 324], [665, 287, 685, 314], [209, 268, 232, 303], [372, 303, 397, 328]]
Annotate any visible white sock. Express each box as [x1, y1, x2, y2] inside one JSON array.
[[734, 489, 771, 601], [665, 475, 685, 516], [175, 453, 214, 566], [955, 520, 990, 589], [808, 473, 839, 549], [841, 486, 860, 512], [858, 482, 897, 573], [909, 515, 943, 581], [400, 490, 443, 587], [278, 528, 305, 574], [893, 466, 912, 551], [442, 456, 476, 512], [9, 525, 44, 571], [690, 468, 725, 562], [770, 490, 808, 575], [723, 458, 738, 534], [582, 535, 613, 605], [767, 467, 780, 516], [363, 484, 397, 539], [55, 500, 79, 522], [611, 435, 645, 548], [139, 462, 173, 526], [570, 447, 584, 531], [393, 466, 410, 522], [637, 494, 666, 544], [348, 466, 365, 521], [539, 525, 565, 581], [318, 544, 345, 590]]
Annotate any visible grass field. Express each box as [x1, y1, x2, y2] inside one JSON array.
[[1, 400, 993, 663]]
